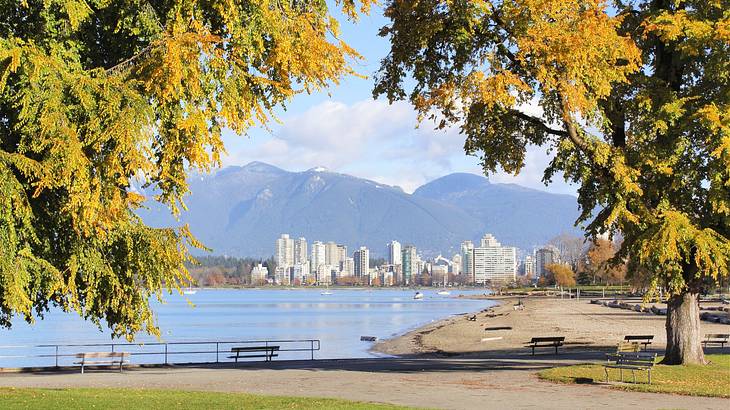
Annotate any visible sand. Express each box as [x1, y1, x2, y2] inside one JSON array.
[[373, 296, 730, 357]]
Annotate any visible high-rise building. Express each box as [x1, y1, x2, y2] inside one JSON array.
[[460, 240, 474, 280], [250, 263, 269, 284], [275, 234, 294, 268], [473, 234, 517, 284], [316, 264, 333, 285], [415, 255, 424, 277], [523, 255, 536, 277], [451, 254, 462, 275], [325, 241, 339, 266], [387, 240, 402, 266], [341, 257, 355, 277], [274, 266, 290, 285], [337, 245, 348, 268], [294, 237, 308, 265], [535, 246, 560, 278], [480, 233, 500, 248], [353, 246, 370, 277], [311, 241, 326, 272], [401, 245, 417, 284], [291, 263, 309, 284]]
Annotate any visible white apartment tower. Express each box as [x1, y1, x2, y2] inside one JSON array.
[[472, 234, 517, 284], [275, 234, 294, 268], [480, 233, 500, 248], [451, 254, 462, 275], [341, 257, 355, 277], [387, 240, 402, 266], [310, 241, 326, 272], [523, 255, 536, 277], [250, 263, 269, 284]]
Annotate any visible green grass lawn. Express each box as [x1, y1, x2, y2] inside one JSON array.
[[539, 354, 730, 397], [0, 388, 414, 410]]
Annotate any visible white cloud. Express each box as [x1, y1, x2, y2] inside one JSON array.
[[221, 97, 576, 196]]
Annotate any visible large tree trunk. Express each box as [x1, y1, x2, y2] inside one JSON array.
[[661, 291, 706, 365]]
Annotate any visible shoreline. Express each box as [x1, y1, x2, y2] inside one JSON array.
[[372, 295, 730, 358], [371, 296, 516, 357]]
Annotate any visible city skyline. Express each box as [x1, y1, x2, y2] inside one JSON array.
[[270, 232, 561, 286]]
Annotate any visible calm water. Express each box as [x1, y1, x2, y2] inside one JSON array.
[[0, 288, 495, 367]]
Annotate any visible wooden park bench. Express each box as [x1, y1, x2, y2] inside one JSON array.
[[616, 342, 641, 353], [228, 346, 280, 362], [604, 352, 657, 384], [702, 334, 729, 349], [623, 335, 653, 350], [74, 352, 129, 374], [525, 336, 565, 355]]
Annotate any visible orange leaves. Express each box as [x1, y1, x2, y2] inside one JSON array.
[[506, 0, 640, 118], [462, 70, 531, 110]]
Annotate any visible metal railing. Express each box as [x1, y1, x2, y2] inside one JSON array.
[[0, 339, 320, 369]]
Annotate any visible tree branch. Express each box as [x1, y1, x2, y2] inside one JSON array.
[[511, 110, 568, 138], [106, 43, 156, 76], [559, 93, 592, 155]]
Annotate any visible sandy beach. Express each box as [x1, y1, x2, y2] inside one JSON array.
[[373, 296, 730, 357]]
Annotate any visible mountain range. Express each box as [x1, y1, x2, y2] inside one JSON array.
[[137, 162, 583, 258]]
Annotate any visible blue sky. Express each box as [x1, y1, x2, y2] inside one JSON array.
[[219, 4, 576, 195]]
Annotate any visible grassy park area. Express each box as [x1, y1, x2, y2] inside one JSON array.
[[539, 354, 730, 398], [0, 388, 411, 410]]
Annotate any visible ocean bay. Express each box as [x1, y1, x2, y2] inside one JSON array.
[[0, 288, 495, 367]]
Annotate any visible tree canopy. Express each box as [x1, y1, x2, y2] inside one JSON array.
[[375, 0, 729, 364], [0, 0, 372, 339], [545, 263, 576, 288]]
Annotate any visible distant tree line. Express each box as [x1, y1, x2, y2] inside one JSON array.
[[185, 256, 276, 287], [535, 233, 630, 289]]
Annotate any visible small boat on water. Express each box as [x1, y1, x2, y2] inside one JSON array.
[[183, 288, 197, 295], [437, 290, 451, 296], [413, 292, 424, 300], [321, 290, 333, 295]]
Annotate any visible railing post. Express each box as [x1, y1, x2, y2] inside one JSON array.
[[55, 345, 59, 368], [311, 340, 314, 360], [164, 343, 168, 365], [111, 343, 115, 353], [216, 342, 219, 363]]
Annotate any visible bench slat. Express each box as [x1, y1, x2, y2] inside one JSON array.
[[231, 346, 280, 352], [624, 335, 653, 340], [227, 354, 279, 359]]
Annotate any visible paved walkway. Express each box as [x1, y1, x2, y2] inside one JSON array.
[[1, 356, 728, 409]]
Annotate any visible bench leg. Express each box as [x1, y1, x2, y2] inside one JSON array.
[[119, 361, 123, 373], [531, 346, 535, 356], [81, 362, 84, 375], [604, 368, 609, 383], [554, 345, 558, 355]]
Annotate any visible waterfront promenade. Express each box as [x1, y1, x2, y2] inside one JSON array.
[[1, 356, 728, 409]]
